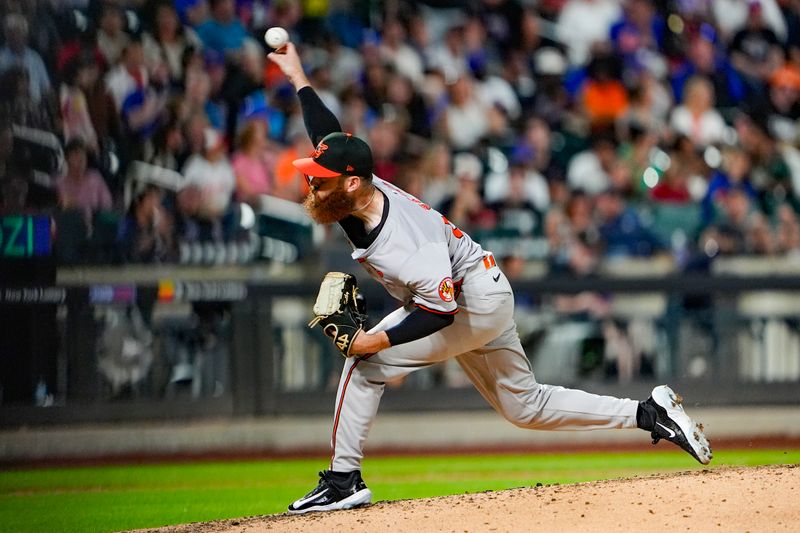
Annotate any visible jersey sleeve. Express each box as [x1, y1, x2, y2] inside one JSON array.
[[399, 242, 458, 315], [297, 86, 342, 145]]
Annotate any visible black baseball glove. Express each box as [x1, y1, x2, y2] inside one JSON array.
[[308, 272, 367, 357]]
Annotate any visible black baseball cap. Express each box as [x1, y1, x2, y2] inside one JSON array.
[[293, 132, 374, 179]]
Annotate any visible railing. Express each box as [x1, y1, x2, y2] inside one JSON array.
[[1, 271, 799, 427]]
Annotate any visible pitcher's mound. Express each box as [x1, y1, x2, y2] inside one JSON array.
[[156, 464, 799, 532]]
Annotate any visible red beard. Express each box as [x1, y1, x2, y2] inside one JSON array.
[[303, 185, 356, 224]]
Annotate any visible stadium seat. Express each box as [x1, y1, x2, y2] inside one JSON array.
[[90, 210, 123, 263], [648, 203, 702, 245], [53, 209, 89, 265]]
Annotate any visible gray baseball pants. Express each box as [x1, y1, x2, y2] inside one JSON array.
[[330, 256, 639, 472]]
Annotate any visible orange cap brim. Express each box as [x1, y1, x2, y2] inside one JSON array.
[[292, 157, 341, 177]]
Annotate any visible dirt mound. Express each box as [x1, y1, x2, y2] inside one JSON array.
[[153, 465, 799, 532]]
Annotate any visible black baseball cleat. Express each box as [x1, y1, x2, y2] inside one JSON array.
[[645, 385, 712, 465], [288, 470, 372, 514]]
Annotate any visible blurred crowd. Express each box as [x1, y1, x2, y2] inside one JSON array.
[[3, 0, 800, 271]]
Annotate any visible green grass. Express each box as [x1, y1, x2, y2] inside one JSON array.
[[0, 448, 797, 533]]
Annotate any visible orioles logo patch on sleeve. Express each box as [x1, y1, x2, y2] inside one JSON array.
[[438, 277, 454, 302]]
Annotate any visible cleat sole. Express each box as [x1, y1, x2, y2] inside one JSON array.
[[652, 385, 712, 465]]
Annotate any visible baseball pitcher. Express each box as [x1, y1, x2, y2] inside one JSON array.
[[268, 43, 712, 515]]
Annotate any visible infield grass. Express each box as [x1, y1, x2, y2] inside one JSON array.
[[1, 448, 798, 533]]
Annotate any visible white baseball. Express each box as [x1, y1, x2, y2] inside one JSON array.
[[264, 27, 289, 49]]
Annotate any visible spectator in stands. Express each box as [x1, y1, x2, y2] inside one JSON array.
[[762, 64, 800, 143], [384, 73, 431, 139], [713, 0, 787, 44], [702, 145, 757, 225], [148, 114, 185, 170], [485, 162, 545, 238], [438, 74, 491, 151], [264, 0, 302, 41], [379, 19, 424, 89], [669, 76, 728, 147], [13, 0, 60, 75], [735, 109, 793, 216], [233, 41, 269, 105], [142, 1, 202, 85], [0, 13, 51, 104], [438, 151, 496, 233], [60, 53, 101, 153], [618, 72, 671, 139], [729, 0, 784, 98], [181, 110, 211, 160], [70, 49, 123, 162], [0, 66, 57, 131], [486, 154, 550, 212], [180, 128, 235, 227], [567, 130, 618, 195], [428, 23, 470, 83], [703, 184, 756, 254], [232, 119, 278, 205], [200, 49, 229, 132], [337, 86, 373, 140], [670, 26, 745, 110], [56, 10, 107, 74], [556, 0, 623, 66], [607, 154, 637, 199], [0, 169, 29, 213], [578, 50, 628, 129], [565, 190, 595, 237], [174, 177, 203, 243], [617, 122, 659, 198], [650, 151, 692, 203], [235, 0, 272, 33], [9, 0, 800, 269], [96, 4, 130, 66], [476, 0, 525, 54], [0, 123, 23, 212], [272, 128, 312, 203], [609, 0, 666, 75], [179, 67, 214, 126], [748, 211, 776, 254], [236, 88, 289, 147], [313, 34, 359, 94], [418, 142, 454, 210], [175, 0, 209, 27], [367, 117, 403, 182], [786, 4, 800, 66], [530, 47, 570, 127], [544, 207, 573, 264], [57, 139, 113, 224], [595, 187, 663, 257], [580, 50, 629, 129], [117, 184, 175, 262], [517, 6, 563, 59], [106, 38, 168, 155], [512, 116, 566, 185], [195, 0, 250, 56]]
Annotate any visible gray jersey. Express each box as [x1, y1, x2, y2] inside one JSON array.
[[345, 177, 485, 314]]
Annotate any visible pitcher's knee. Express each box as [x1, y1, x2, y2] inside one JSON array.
[[497, 386, 548, 429], [503, 406, 546, 429]]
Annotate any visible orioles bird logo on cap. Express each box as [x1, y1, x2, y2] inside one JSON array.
[[312, 142, 329, 159]]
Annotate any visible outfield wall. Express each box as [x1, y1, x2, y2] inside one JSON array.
[[2, 262, 800, 463], [2, 406, 799, 463]]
